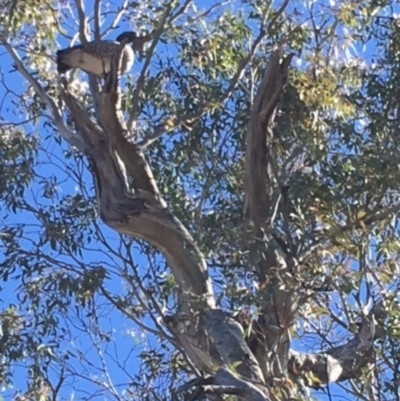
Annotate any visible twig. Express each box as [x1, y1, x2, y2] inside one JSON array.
[[169, 0, 192, 25], [180, 1, 227, 26]]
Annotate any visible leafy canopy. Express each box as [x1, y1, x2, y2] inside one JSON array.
[[0, 0, 399, 400]]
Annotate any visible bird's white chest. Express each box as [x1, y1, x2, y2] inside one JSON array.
[[120, 46, 134, 74]]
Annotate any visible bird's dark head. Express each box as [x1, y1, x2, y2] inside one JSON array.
[[116, 31, 152, 50], [116, 31, 138, 44]]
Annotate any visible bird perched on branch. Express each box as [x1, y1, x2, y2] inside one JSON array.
[[56, 32, 150, 77]]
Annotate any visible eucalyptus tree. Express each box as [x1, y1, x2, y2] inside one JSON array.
[[0, 0, 399, 400]]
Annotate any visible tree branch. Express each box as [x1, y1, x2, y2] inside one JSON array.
[[94, 0, 101, 41], [176, 368, 271, 401], [0, 36, 84, 150], [61, 85, 215, 307], [74, 0, 89, 43], [244, 51, 293, 223], [73, 0, 103, 122], [127, 2, 174, 131], [242, 52, 296, 388], [101, 0, 129, 38], [288, 300, 385, 386]]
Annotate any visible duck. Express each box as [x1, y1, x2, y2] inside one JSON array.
[[56, 32, 150, 77]]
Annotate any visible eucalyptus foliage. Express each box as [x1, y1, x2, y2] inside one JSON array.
[[0, 0, 399, 400]]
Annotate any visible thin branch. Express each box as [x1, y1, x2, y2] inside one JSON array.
[[180, 1, 226, 26], [74, 0, 102, 119], [94, 0, 101, 41], [50, 366, 65, 401], [137, 108, 209, 149], [0, 36, 83, 150], [266, 0, 291, 34], [101, 0, 129, 38], [74, 0, 89, 43], [99, 284, 201, 377], [99, 285, 173, 341], [168, 0, 192, 25], [127, 2, 175, 130], [305, 202, 400, 253], [88, 307, 119, 398]]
